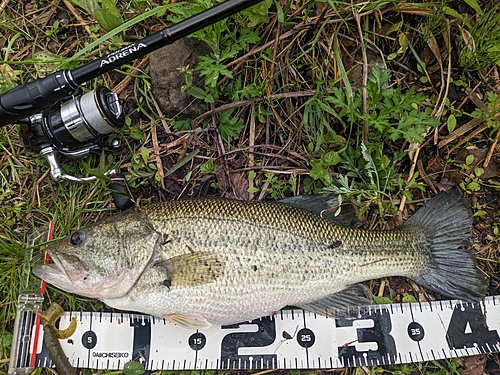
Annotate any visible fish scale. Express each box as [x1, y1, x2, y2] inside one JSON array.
[[145, 199, 426, 278], [34, 191, 486, 329]]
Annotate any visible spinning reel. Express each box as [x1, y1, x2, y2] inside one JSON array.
[[20, 86, 124, 183]]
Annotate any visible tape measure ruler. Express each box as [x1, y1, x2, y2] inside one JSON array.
[[8, 296, 500, 372]]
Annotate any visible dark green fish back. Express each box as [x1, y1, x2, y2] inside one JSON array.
[[141, 197, 423, 255]]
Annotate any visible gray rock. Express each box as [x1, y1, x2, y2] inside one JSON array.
[[150, 38, 210, 118]]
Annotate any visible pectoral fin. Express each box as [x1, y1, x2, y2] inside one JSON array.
[[295, 284, 372, 317], [158, 251, 224, 287], [166, 313, 212, 329]]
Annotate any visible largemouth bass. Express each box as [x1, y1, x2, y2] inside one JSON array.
[[33, 191, 486, 329]]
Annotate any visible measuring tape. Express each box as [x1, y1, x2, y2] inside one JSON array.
[[10, 296, 500, 371]]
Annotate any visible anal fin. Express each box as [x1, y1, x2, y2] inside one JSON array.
[[295, 284, 372, 317]]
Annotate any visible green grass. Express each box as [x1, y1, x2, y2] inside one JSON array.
[[0, 0, 500, 374], [459, 1, 500, 71]]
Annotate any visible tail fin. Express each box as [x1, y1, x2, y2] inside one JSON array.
[[402, 190, 486, 301]]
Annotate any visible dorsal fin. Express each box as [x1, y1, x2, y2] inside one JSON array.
[[279, 194, 358, 227]]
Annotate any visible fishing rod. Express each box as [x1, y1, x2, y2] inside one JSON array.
[[0, 0, 263, 184]]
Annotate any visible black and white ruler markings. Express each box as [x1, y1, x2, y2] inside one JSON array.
[[16, 297, 500, 371]]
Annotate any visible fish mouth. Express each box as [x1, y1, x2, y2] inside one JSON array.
[[47, 253, 68, 276], [32, 250, 141, 299], [32, 252, 100, 298], [32, 252, 86, 284]]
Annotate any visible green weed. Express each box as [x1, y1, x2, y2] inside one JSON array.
[[200, 158, 217, 175], [470, 91, 500, 137], [262, 171, 294, 199], [459, 2, 500, 71], [304, 68, 436, 220], [334, 68, 440, 144], [172, 0, 269, 145], [127, 147, 160, 188], [247, 170, 296, 199], [69, 0, 123, 31], [123, 361, 145, 375]]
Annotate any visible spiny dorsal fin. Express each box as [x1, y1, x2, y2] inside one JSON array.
[[158, 251, 224, 287], [279, 194, 358, 227]]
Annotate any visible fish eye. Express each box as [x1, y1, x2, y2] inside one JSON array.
[[70, 231, 85, 246]]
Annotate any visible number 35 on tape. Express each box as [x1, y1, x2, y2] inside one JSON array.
[[21, 297, 500, 371]]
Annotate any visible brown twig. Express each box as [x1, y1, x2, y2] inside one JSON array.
[[194, 89, 337, 124], [211, 103, 234, 197], [113, 56, 150, 94], [150, 95, 171, 134], [399, 147, 420, 212], [378, 279, 386, 297], [484, 126, 500, 168], [417, 159, 438, 194], [150, 120, 165, 190], [61, 0, 97, 40], [447, 123, 489, 155], [32, 168, 51, 206], [425, 28, 444, 119], [248, 102, 256, 200], [437, 118, 483, 149], [0, 0, 9, 13], [223, 144, 309, 164], [432, 20, 452, 145], [232, 166, 309, 175]]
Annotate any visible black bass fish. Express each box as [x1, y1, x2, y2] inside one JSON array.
[[33, 191, 485, 329]]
